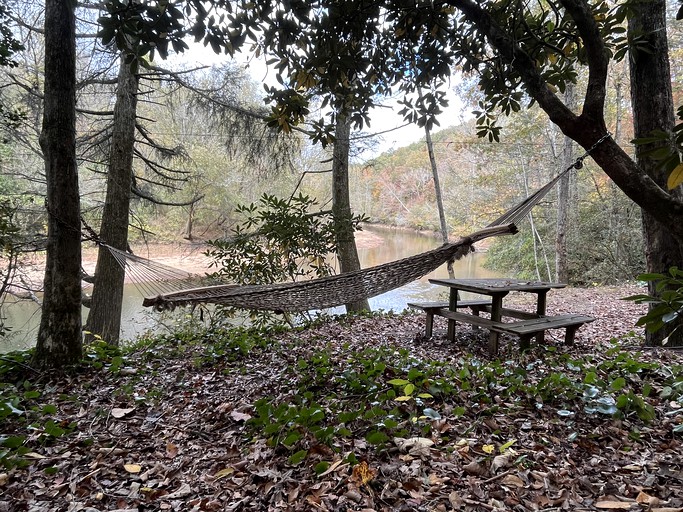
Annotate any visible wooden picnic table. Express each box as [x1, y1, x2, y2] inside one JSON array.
[[417, 278, 592, 355]]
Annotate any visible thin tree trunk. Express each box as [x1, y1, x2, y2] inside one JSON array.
[[424, 124, 455, 278], [332, 114, 369, 313], [34, 0, 82, 367], [85, 56, 139, 346], [628, 0, 683, 346], [556, 85, 575, 283], [183, 203, 194, 240]]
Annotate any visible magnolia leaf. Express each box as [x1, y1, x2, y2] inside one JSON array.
[[124, 464, 142, 473], [668, 163, 683, 190], [111, 407, 135, 419], [501, 473, 526, 487], [395, 395, 412, 402], [387, 379, 410, 386], [595, 501, 633, 509]]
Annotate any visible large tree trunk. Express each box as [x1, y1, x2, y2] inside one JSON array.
[[628, 0, 683, 346], [85, 56, 139, 346], [332, 114, 370, 313], [34, 0, 82, 367]]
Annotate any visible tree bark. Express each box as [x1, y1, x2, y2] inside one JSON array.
[[34, 0, 82, 367], [332, 114, 370, 313], [628, 0, 683, 346], [85, 56, 139, 346]]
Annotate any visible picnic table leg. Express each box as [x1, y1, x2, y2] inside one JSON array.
[[488, 295, 504, 355], [519, 334, 533, 352], [535, 291, 548, 345], [564, 325, 578, 345], [447, 289, 458, 342], [425, 310, 435, 338]]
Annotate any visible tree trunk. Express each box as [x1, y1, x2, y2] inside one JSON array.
[[183, 203, 194, 241], [85, 56, 139, 346], [332, 114, 370, 313], [34, 0, 82, 367], [628, 0, 683, 346], [424, 123, 455, 278], [556, 85, 576, 283]]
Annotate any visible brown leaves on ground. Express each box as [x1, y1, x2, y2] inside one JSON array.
[[1, 285, 682, 511]]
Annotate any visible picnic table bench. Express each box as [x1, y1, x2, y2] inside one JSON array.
[[408, 278, 595, 355]]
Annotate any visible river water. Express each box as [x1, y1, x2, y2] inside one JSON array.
[[0, 226, 500, 353]]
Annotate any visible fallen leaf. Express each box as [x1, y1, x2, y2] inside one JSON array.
[[351, 461, 376, 485], [595, 500, 633, 509], [165, 442, 178, 458], [482, 444, 495, 454], [317, 459, 346, 477], [24, 452, 47, 459], [448, 490, 464, 508], [230, 410, 252, 422], [501, 474, 525, 487], [394, 436, 434, 455], [636, 491, 660, 506], [124, 464, 142, 474], [213, 467, 235, 480], [165, 482, 192, 499], [491, 454, 509, 473], [111, 407, 135, 419], [463, 460, 487, 477]]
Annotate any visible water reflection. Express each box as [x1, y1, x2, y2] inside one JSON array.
[[1, 226, 499, 352]]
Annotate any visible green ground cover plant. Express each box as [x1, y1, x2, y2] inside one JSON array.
[[0, 308, 681, 510]]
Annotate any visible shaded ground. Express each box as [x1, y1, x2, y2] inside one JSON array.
[[2, 285, 683, 512]]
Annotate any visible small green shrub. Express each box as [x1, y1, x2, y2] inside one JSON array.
[[205, 193, 366, 327], [624, 267, 683, 344]]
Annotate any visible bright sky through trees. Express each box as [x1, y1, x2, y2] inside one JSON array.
[[172, 43, 467, 157]]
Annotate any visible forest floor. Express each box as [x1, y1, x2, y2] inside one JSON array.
[[2, 285, 683, 512]]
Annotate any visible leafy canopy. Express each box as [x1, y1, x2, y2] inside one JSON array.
[[99, 1, 632, 143]]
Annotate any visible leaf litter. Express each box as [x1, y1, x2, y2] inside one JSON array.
[[1, 285, 682, 511]]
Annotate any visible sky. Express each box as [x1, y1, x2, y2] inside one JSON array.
[[171, 44, 468, 158]]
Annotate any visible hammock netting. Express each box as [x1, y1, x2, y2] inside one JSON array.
[[102, 162, 575, 313], [136, 224, 516, 312]]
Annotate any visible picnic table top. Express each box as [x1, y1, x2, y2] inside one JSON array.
[[428, 278, 567, 294]]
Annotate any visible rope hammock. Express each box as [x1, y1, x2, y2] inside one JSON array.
[[102, 134, 611, 313], [135, 223, 516, 312]]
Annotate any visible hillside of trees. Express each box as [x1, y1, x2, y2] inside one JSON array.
[[342, 116, 645, 285]]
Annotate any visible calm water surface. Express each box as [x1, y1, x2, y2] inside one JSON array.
[[1, 226, 500, 352]]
